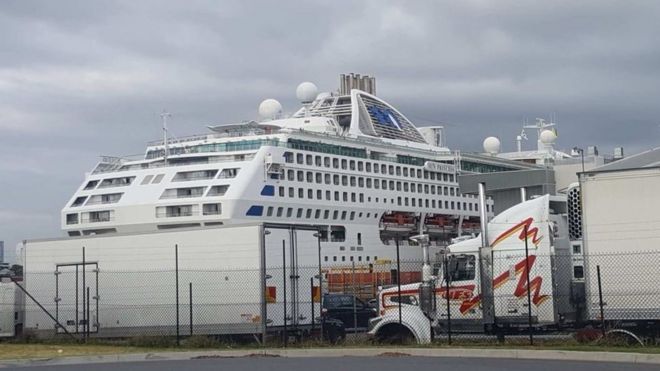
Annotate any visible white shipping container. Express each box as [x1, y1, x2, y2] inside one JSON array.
[[20, 223, 322, 338]]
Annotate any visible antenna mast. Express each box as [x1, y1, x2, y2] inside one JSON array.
[[161, 110, 172, 164]]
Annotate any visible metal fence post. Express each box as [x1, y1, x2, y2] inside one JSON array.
[[597, 265, 606, 338], [282, 240, 287, 347], [82, 246, 86, 338], [310, 277, 315, 331], [189, 282, 193, 336], [86, 286, 91, 341], [175, 244, 180, 346], [352, 261, 357, 335], [524, 224, 534, 345], [395, 238, 402, 341], [444, 254, 452, 345]]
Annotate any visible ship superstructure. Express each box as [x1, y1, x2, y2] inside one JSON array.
[[61, 74, 537, 263]]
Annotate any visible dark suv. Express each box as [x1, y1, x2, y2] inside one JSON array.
[[322, 294, 377, 330]]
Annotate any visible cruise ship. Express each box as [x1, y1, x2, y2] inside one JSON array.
[[61, 74, 537, 263]]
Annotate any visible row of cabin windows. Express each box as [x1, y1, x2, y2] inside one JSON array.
[[284, 169, 463, 196], [265, 206, 380, 222], [276, 185, 488, 212], [324, 255, 378, 263], [155, 203, 222, 218], [284, 152, 455, 182], [83, 168, 239, 191], [66, 210, 113, 225]]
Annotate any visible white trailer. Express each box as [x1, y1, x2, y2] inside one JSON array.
[[0, 279, 24, 337], [580, 168, 660, 328], [368, 195, 579, 343], [19, 223, 322, 338]]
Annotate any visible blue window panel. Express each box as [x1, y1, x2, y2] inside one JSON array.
[[261, 185, 275, 196], [246, 205, 264, 216]]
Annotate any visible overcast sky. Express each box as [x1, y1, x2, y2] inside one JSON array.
[[1, 0, 659, 261]]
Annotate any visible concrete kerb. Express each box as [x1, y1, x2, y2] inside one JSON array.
[[1, 348, 659, 368]]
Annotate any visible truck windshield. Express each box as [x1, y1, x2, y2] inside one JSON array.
[[447, 254, 476, 281]]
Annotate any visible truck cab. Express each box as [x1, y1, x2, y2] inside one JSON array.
[[369, 195, 580, 343]]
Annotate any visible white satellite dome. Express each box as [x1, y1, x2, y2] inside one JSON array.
[[540, 129, 557, 144], [296, 82, 318, 103], [258, 99, 282, 119], [483, 136, 501, 155]]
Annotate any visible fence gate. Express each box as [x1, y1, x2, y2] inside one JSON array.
[[54, 262, 99, 334]]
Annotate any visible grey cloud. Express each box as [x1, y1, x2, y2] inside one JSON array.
[[1, 0, 659, 260]]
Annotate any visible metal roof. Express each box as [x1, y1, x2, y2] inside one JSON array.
[[586, 146, 660, 173]]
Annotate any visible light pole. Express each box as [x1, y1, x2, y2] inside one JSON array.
[[573, 147, 585, 173]]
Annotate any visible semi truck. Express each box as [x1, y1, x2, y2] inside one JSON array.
[[368, 194, 659, 343]]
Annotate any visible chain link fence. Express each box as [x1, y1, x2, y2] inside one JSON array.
[[7, 248, 660, 346]]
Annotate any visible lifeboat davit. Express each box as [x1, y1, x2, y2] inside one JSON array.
[[380, 212, 416, 232]]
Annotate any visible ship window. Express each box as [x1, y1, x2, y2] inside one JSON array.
[[287, 170, 295, 181], [284, 151, 294, 163], [342, 176, 348, 186], [297, 188, 303, 198], [276, 207, 283, 217], [351, 193, 356, 202], [315, 209, 321, 218], [359, 193, 364, 202], [306, 171, 313, 182], [330, 226, 346, 242], [99, 176, 135, 188], [341, 211, 347, 220], [350, 177, 356, 186], [445, 201, 449, 209], [203, 203, 221, 215], [297, 208, 303, 218], [306, 209, 312, 218], [388, 165, 393, 175], [396, 166, 401, 176], [308, 189, 313, 199], [324, 256, 328, 262], [403, 168, 408, 176], [389, 180, 394, 190], [469, 203, 473, 211], [161, 187, 206, 199], [141, 175, 154, 185], [297, 171, 304, 181], [334, 191, 339, 201], [358, 162, 363, 171], [71, 196, 87, 207], [88, 193, 123, 205], [279, 186, 285, 197], [402, 182, 407, 192], [365, 162, 371, 172], [412, 198, 416, 207], [350, 211, 355, 221], [382, 181, 387, 190], [451, 201, 455, 209], [315, 156, 322, 166], [85, 210, 113, 222], [286, 208, 293, 217], [333, 210, 338, 219], [374, 180, 379, 189], [342, 192, 348, 201], [349, 160, 355, 170], [341, 256, 346, 262], [84, 180, 99, 190], [306, 155, 313, 165], [267, 207, 274, 216], [324, 210, 329, 219], [66, 213, 79, 225], [173, 169, 218, 182], [373, 164, 379, 173], [315, 173, 322, 183], [326, 190, 331, 200], [296, 153, 303, 164], [366, 178, 372, 188], [450, 188, 455, 196], [317, 190, 322, 199], [357, 232, 362, 245], [324, 157, 331, 167], [405, 198, 409, 206], [219, 168, 239, 179], [341, 159, 347, 170]]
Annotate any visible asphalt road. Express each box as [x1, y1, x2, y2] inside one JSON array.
[[3, 356, 658, 371]]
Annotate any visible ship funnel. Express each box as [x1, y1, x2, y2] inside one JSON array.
[[339, 73, 376, 95]]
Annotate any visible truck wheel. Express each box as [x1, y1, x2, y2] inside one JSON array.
[[376, 324, 416, 344]]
